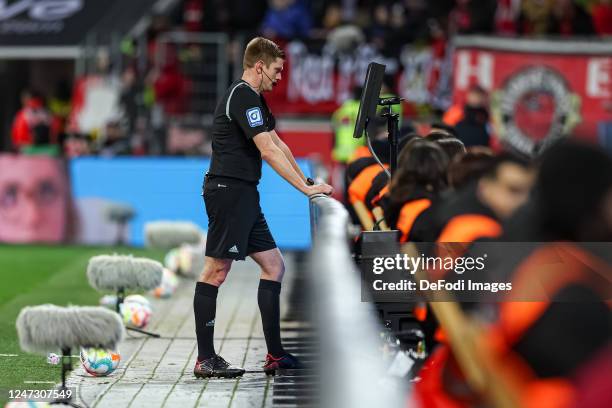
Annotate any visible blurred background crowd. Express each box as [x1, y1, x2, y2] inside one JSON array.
[[1, 0, 610, 159]]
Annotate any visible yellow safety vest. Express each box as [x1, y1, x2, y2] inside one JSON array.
[[331, 99, 365, 163]]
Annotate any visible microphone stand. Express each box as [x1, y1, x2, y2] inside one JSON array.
[[378, 96, 402, 176]]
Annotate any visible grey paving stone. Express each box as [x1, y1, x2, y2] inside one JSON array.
[[66, 253, 300, 408], [96, 382, 144, 407], [130, 383, 173, 408]]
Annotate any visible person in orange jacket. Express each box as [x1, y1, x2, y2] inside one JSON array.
[[416, 151, 535, 350], [433, 152, 535, 243], [413, 141, 612, 408], [366, 132, 465, 216], [345, 120, 411, 226], [385, 139, 450, 242]]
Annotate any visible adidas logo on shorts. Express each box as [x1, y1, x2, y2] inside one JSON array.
[[228, 245, 239, 254], [206, 319, 215, 327]]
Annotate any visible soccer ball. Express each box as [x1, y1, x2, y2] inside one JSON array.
[[80, 347, 120, 376], [164, 248, 180, 273], [120, 296, 152, 328], [99, 294, 118, 309], [123, 294, 151, 307], [176, 243, 205, 277], [178, 245, 194, 274], [150, 268, 178, 298]]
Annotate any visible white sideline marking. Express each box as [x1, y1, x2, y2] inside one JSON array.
[[0, 354, 81, 357], [24, 381, 55, 384]]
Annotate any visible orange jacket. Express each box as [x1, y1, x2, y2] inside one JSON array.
[[436, 214, 502, 243], [371, 184, 389, 208], [348, 145, 372, 163], [396, 198, 432, 243], [442, 104, 465, 126], [414, 243, 611, 408], [348, 163, 389, 206]]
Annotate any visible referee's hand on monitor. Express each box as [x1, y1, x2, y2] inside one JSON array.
[[306, 182, 333, 197]]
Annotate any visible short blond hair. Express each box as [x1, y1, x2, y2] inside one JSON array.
[[243, 37, 285, 70]]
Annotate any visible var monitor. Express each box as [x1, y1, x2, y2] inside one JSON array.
[[353, 62, 386, 139]]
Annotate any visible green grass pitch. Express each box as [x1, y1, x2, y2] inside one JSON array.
[[0, 245, 165, 405]]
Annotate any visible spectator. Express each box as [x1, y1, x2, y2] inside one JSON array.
[[119, 66, 143, 137], [223, 0, 268, 36], [310, 0, 334, 32], [183, 0, 204, 32], [547, 0, 595, 36], [11, 91, 55, 152], [146, 14, 172, 66], [48, 80, 72, 147], [448, 0, 497, 34], [591, 0, 612, 35], [100, 120, 131, 157], [366, 2, 391, 49], [392, 0, 431, 44], [518, 0, 555, 35], [494, 0, 521, 36], [153, 58, 188, 116], [443, 85, 492, 148], [201, 0, 230, 32], [63, 135, 91, 158], [261, 0, 313, 41], [321, 2, 343, 32]]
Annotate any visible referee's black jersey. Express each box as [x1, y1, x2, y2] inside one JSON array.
[[208, 79, 276, 182]]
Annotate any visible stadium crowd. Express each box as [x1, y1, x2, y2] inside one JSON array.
[[3, 0, 611, 157], [191, 0, 612, 40]]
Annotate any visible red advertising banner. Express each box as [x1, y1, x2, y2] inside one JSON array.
[[267, 37, 611, 154], [265, 41, 451, 115], [451, 37, 612, 153]]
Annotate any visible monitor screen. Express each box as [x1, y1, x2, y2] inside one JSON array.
[[353, 62, 386, 139]]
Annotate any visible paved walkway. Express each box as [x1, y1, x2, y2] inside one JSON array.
[[67, 253, 315, 408]]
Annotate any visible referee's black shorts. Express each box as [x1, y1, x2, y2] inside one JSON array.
[[203, 174, 277, 260]]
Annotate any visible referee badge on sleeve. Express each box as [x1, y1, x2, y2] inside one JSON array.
[[246, 107, 264, 127]]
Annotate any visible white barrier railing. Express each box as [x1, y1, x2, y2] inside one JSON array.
[[309, 194, 406, 407]]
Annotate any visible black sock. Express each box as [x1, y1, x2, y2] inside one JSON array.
[[258, 279, 285, 356], [194, 282, 218, 360]]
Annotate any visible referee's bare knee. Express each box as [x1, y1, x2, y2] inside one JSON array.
[[199, 257, 231, 286]]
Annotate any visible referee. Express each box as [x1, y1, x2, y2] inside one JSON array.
[[193, 37, 333, 378]]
